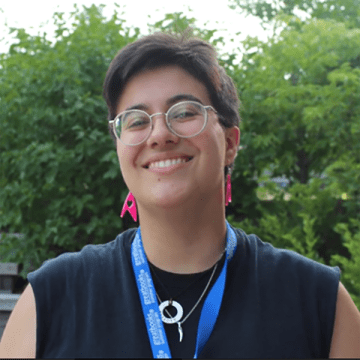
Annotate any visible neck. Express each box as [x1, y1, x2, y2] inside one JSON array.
[[137, 196, 227, 274]]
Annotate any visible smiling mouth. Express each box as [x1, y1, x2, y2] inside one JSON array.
[[144, 156, 193, 169]]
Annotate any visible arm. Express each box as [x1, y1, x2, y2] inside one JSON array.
[[329, 281, 360, 358], [0, 283, 36, 358]]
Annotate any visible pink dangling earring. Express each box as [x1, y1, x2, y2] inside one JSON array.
[[120, 192, 138, 222], [225, 167, 232, 206]]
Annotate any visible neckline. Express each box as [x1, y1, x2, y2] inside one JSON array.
[[148, 251, 226, 277]]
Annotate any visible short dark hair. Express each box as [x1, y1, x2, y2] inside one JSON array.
[[103, 31, 241, 175]]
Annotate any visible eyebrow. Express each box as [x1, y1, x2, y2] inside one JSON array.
[[166, 94, 204, 107], [124, 94, 204, 112]]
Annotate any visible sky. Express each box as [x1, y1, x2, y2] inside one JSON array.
[[0, 0, 268, 55]]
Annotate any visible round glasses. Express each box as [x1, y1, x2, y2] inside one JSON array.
[[109, 101, 217, 146]]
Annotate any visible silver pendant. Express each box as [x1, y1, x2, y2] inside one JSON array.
[[177, 322, 183, 342], [159, 300, 183, 324]]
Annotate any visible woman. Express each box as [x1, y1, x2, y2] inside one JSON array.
[[1, 32, 360, 359]]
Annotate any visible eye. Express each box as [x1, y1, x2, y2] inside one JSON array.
[[170, 103, 202, 122], [122, 112, 150, 130], [173, 111, 196, 119]]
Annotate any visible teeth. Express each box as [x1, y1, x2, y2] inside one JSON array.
[[148, 157, 189, 169]]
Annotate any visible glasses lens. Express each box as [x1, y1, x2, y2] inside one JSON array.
[[115, 110, 151, 145], [168, 102, 206, 137]]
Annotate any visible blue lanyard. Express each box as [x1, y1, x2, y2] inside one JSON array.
[[131, 221, 237, 358]]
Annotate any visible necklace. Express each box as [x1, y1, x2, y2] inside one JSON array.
[[149, 252, 224, 343], [149, 261, 213, 313], [155, 263, 218, 342]]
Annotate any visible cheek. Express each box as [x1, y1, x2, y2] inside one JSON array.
[[117, 145, 135, 174], [117, 151, 136, 190], [201, 128, 227, 161], [116, 146, 124, 171]]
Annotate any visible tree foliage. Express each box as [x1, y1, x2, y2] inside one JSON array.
[[227, 0, 360, 308], [0, 5, 139, 278], [331, 219, 360, 308], [229, 0, 360, 28]]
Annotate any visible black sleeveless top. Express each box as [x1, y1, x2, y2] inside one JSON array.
[[27, 226, 341, 358]]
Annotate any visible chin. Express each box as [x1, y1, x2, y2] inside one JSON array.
[[148, 189, 191, 209], [154, 196, 186, 209]]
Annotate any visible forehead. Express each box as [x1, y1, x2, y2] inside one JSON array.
[[116, 65, 211, 114]]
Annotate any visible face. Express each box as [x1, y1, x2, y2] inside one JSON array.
[[116, 65, 240, 211]]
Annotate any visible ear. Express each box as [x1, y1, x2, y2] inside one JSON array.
[[225, 126, 240, 165]]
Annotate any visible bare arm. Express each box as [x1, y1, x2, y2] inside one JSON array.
[[329, 281, 360, 358], [0, 283, 36, 358]]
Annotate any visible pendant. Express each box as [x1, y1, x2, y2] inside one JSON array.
[[159, 300, 183, 324], [177, 322, 183, 342]]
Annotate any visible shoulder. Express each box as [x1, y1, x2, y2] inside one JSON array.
[[26, 228, 138, 308], [230, 225, 341, 300], [0, 283, 36, 358], [329, 281, 360, 358], [232, 225, 339, 273], [28, 228, 137, 280]]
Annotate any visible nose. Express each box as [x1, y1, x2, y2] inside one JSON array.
[[146, 113, 179, 147]]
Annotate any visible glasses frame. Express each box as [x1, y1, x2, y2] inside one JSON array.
[[109, 100, 217, 146]]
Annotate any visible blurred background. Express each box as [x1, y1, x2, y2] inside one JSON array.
[[0, 0, 359, 338]]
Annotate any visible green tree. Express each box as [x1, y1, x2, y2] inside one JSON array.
[[226, 0, 360, 308], [331, 219, 360, 309], [229, 0, 360, 28], [0, 4, 139, 278]]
